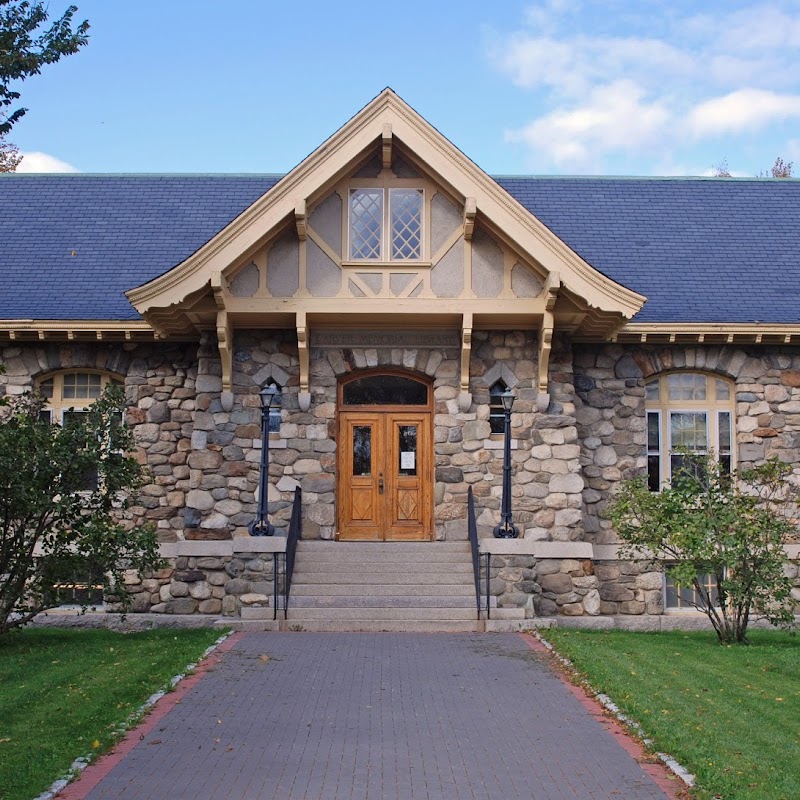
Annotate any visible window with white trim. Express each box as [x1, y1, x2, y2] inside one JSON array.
[[349, 188, 423, 261], [645, 373, 734, 491]]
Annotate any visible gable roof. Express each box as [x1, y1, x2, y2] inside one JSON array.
[[0, 174, 279, 321], [498, 176, 800, 325], [1, 173, 798, 325]]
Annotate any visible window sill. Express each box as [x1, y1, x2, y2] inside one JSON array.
[[342, 261, 431, 269]]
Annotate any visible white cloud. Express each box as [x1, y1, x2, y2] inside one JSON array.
[[506, 80, 670, 168], [489, 2, 800, 171], [491, 33, 690, 97], [688, 89, 800, 136], [16, 151, 78, 173]]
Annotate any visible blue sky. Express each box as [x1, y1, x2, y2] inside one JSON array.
[[11, 0, 800, 176]]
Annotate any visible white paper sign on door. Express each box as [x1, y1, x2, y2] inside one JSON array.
[[400, 451, 416, 469]]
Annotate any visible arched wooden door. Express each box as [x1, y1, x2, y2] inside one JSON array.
[[337, 371, 433, 541]]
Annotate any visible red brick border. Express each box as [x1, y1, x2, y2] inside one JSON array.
[[519, 633, 689, 800], [55, 632, 245, 800]]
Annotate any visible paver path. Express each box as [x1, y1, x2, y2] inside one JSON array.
[[81, 633, 672, 800]]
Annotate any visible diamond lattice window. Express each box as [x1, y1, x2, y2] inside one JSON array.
[[390, 189, 422, 259], [350, 189, 383, 260], [349, 188, 423, 261]]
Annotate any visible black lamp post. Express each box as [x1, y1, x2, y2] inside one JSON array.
[[249, 383, 280, 536], [493, 388, 519, 538]]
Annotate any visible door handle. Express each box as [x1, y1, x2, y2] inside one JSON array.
[[378, 473, 384, 494]]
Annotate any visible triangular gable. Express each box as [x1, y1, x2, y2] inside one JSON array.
[[127, 89, 645, 328], [126, 89, 646, 412]]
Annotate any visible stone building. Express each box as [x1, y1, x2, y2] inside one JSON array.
[[2, 90, 799, 629]]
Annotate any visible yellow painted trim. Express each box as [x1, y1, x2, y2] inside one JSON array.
[[613, 322, 800, 344], [0, 320, 161, 341], [126, 90, 645, 322]]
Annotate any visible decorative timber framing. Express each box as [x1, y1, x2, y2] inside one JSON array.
[[382, 123, 392, 169], [537, 272, 560, 412], [211, 272, 234, 411], [126, 90, 646, 341], [296, 311, 311, 411], [463, 197, 476, 241]]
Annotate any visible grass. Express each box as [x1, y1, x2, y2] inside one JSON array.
[[0, 626, 224, 800], [544, 628, 800, 800]]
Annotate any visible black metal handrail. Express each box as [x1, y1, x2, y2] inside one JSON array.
[[285, 487, 302, 609], [467, 487, 481, 620], [273, 487, 302, 621]]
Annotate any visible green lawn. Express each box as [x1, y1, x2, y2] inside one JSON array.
[[544, 628, 800, 800], [0, 626, 224, 800]]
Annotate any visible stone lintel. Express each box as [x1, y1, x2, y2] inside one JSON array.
[[158, 537, 288, 558], [233, 536, 288, 553], [160, 541, 234, 557]]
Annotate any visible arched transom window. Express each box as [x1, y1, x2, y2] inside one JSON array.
[[645, 372, 735, 491], [38, 371, 123, 424]]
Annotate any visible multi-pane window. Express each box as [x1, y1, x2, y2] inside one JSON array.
[[645, 373, 735, 491], [349, 188, 423, 261], [665, 571, 719, 610], [38, 371, 122, 423], [37, 371, 124, 490]]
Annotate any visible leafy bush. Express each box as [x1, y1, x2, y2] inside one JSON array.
[[611, 453, 798, 644], [0, 385, 160, 634]]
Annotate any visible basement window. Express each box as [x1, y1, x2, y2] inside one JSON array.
[[665, 571, 719, 611]]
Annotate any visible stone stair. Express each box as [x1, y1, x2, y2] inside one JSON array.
[[219, 540, 530, 632], [286, 541, 485, 632]]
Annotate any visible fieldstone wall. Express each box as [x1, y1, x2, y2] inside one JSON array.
[[110, 552, 275, 616], [4, 336, 800, 618], [574, 343, 800, 548]]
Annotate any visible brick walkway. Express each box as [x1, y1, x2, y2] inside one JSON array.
[[77, 633, 673, 800]]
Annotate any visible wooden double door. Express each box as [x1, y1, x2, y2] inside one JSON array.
[[338, 411, 432, 540]]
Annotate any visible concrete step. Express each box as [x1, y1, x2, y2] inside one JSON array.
[[281, 620, 484, 633], [295, 561, 474, 574], [290, 582, 475, 597], [297, 541, 469, 553], [291, 572, 473, 585], [287, 607, 480, 621], [487, 607, 526, 619], [295, 551, 472, 564], [288, 595, 482, 609]]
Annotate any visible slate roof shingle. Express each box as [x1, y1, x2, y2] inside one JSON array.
[[2, 174, 799, 324]]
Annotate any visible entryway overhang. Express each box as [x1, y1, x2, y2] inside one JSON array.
[[126, 89, 646, 411]]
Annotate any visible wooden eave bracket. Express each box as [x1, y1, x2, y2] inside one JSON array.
[[297, 311, 311, 412], [463, 197, 477, 241], [211, 272, 234, 411], [459, 313, 473, 413], [537, 272, 560, 412], [295, 200, 307, 242], [382, 123, 392, 169]]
